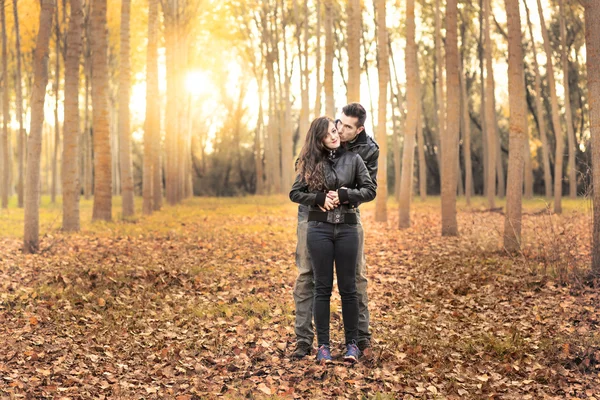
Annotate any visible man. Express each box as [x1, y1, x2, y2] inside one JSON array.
[[292, 102, 379, 359]]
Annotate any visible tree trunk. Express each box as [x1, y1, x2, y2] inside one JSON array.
[[503, 0, 527, 252], [524, 0, 552, 197], [51, 3, 60, 203], [91, 0, 112, 221], [460, 57, 473, 205], [582, 0, 600, 274], [24, 0, 55, 253], [496, 128, 505, 197], [435, 0, 445, 177], [324, 0, 334, 117], [143, 0, 159, 214], [163, 2, 177, 205], [254, 78, 265, 195], [374, 0, 388, 223], [1, 0, 9, 209], [314, 0, 322, 117], [524, 136, 533, 199], [417, 77, 426, 201], [484, 0, 496, 208], [536, 0, 564, 213], [62, 0, 83, 231], [119, 0, 134, 217], [559, 0, 576, 198], [399, 0, 418, 228], [347, 0, 360, 102], [442, 0, 459, 236], [479, 0, 487, 196], [14, 0, 24, 208]]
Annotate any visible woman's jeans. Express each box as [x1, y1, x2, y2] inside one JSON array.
[[307, 221, 359, 347]]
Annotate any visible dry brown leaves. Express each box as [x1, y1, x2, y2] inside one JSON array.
[[0, 197, 598, 399]]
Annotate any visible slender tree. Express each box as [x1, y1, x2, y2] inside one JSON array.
[[119, 0, 134, 217], [503, 0, 528, 251], [314, 0, 322, 116], [559, 0, 576, 198], [442, 0, 459, 236], [399, 0, 418, 228], [14, 0, 24, 208], [434, 0, 445, 173], [483, 0, 496, 208], [582, 0, 600, 274], [143, 0, 160, 213], [324, 0, 334, 116], [375, 0, 388, 222], [347, 0, 361, 102], [24, 0, 55, 253], [524, 0, 552, 197], [91, 0, 112, 221], [62, 0, 84, 231], [0, 0, 8, 209], [460, 57, 473, 204], [536, 0, 564, 213], [51, 2, 60, 203]]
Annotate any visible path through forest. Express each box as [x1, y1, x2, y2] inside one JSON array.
[[0, 197, 598, 398]]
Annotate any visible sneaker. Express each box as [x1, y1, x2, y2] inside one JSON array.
[[291, 341, 312, 359], [357, 339, 371, 353], [344, 343, 360, 363], [316, 345, 332, 364]]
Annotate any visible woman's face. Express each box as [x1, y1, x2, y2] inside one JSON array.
[[322, 121, 340, 150]]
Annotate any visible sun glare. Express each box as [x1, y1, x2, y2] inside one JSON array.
[[186, 70, 213, 97]]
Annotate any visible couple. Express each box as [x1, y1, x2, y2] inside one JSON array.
[[289, 103, 379, 364]]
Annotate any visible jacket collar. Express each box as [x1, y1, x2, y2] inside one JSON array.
[[344, 130, 368, 149]]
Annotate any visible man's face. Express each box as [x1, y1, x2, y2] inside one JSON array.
[[337, 113, 364, 143]]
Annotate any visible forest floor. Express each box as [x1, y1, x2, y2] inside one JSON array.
[[0, 195, 599, 399]]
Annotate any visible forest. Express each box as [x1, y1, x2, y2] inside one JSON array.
[[0, 0, 600, 398]]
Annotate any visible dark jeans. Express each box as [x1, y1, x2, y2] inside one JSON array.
[[307, 221, 359, 347]]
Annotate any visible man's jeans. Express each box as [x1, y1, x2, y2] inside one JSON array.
[[293, 205, 371, 345]]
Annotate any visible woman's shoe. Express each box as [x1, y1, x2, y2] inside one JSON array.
[[316, 345, 332, 364], [344, 343, 360, 363]]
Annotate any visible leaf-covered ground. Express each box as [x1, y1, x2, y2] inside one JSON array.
[[0, 196, 599, 399]]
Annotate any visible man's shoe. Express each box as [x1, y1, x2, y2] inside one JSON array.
[[316, 345, 332, 364], [291, 341, 312, 359], [344, 343, 360, 363], [357, 339, 371, 353]]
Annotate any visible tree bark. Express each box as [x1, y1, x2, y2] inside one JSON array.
[[91, 0, 112, 221], [582, 0, 600, 274], [484, 0, 496, 208], [51, 2, 60, 203], [503, 0, 528, 251], [314, 0, 322, 117], [524, 0, 552, 197], [143, 0, 160, 214], [442, 0, 459, 236], [14, 0, 24, 208], [559, 0, 576, 198], [460, 57, 473, 205], [375, 0, 388, 223], [347, 0, 361, 102], [398, 0, 418, 228], [324, 0, 334, 117], [24, 0, 55, 253], [119, 0, 134, 216], [536, 0, 564, 213], [435, 0, 445, 177], [62, 0, 84, 231], [1, 0, 9, 209]]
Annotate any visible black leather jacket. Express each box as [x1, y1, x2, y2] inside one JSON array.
[[289, 148, 376, 224], [342, 128, 379, 189]]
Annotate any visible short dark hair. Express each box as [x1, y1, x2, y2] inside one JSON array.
[[342, 103, 366, 128]]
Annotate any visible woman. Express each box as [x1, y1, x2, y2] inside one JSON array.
[[290, 116, 376, 363]]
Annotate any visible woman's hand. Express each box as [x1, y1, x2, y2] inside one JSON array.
[[327, 190, 340, 206], [320, 195, 337, 211]]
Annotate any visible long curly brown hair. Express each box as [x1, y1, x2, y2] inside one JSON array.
[[297, 116, 334, 191]]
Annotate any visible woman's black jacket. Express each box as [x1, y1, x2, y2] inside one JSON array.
[[289, 149, 376, 224]]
